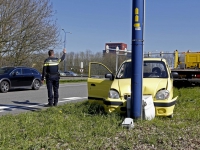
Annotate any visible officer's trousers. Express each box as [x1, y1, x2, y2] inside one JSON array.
[[46, 75, 60, 105]]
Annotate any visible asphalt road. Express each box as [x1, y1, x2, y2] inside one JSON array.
[[0, 82, 88, 116]]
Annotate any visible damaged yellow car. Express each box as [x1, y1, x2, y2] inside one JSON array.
[[87, 58, 178, 117]]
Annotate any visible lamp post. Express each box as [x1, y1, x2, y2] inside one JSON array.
[[116, 46, 119, 72], [62, 29, 72, 72]]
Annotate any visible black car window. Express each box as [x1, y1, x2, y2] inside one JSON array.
[[12, 68, 22, 75], [31, 69, 39, 75], [22, 68, 32, 74], [0, 67, 14, 74]]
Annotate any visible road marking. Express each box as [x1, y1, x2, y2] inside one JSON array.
[[41, 83, 87, 88], [0, 97, 87, 113], [62, 97, 87, 100]]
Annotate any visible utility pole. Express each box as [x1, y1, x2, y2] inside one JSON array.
[[131, 0, 144, 119], [62, 29, 72, 72]]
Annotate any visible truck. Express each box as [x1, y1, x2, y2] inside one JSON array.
[[145, 50, 200, 86], [171, 50, 200, 85]]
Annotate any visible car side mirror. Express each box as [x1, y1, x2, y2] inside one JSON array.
[[105, 73, 114, 80], [172, 72, 178, 78]]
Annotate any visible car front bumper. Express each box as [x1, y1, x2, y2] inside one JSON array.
[[101, 96, 178, 117]]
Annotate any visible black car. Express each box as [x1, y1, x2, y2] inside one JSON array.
[[0, 66, 42, 93]]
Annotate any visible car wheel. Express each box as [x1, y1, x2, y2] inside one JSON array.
[[0, 81, 10, 93], [32, 80, 40, 90]]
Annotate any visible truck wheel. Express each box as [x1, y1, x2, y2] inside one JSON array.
[[32, 80, 40, 90], [0, 81, 10, 93]]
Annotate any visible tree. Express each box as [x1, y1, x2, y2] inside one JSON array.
[[0, 0, 59, 66]]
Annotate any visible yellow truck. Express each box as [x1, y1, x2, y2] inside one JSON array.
[[171, 50, 200, 85]]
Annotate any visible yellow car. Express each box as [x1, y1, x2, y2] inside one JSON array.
[[87, 58, 178, 117]]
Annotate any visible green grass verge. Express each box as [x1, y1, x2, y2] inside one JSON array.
[[59, 79, 87, 83], [0, 87, 200, 149]]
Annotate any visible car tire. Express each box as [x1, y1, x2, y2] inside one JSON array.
[[32, 79, 40, 90], [0, 81, 10, 93]]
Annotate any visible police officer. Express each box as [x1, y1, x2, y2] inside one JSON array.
[[41, 48, 66, 107]]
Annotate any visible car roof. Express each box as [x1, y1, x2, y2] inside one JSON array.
[[2, 66, 32, 69], [1, 66, 39, 72], [15, 66, 33, 68], [123, 58, 167, 63]]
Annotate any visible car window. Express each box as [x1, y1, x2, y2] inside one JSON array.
[[58, 70, 64, 73], [31, 69, 39, 75], [143, 61, 167, 78], [90, 63, 111, 78], [0, 67, 14, 74], [12, 68, 22, 75], [117, 62, 132, 79], [22, 68, 32, 74], [65, 71, 70, 74]]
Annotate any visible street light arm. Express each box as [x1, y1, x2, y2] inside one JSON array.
[[62, 29, 72, 48], [62, 29, 72, 34]]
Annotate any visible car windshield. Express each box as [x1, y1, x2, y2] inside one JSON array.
[[0, 67, 14, 75], [58, 70, 64, 73], [116, 61, 168, 79], [143, 61, 168, 78]]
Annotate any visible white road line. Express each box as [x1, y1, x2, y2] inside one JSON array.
[[0, 97, 87, 113], [41, 83, 87, 88], [62, 97, 87, 100]]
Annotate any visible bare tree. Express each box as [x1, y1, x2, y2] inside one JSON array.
[[0, 0, 59, 66]]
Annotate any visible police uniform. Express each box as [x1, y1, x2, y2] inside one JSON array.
[[42, 52, 66, 106]]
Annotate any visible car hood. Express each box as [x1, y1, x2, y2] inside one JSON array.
[[143, 78, 168, 96], [116, 78, 168, 96]]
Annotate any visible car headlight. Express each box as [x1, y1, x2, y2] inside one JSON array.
[[156, 90, 169, 100], [109, 90, 120, 99]]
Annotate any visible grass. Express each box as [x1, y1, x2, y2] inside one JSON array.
[[59, 79, 87, 83], [0, 87, 200, 149]]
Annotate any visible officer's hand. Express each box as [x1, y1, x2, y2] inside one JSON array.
[[63, 48, 66, 54], [41, 80, 44, 84]]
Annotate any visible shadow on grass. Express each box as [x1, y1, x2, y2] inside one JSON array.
[[78, 101, 126, 120], [80, 101, 106, 115]]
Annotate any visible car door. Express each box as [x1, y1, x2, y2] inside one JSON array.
[[9, 68, 23, 87], [22, 68, 34, 86], [88, 62, 113, 103]]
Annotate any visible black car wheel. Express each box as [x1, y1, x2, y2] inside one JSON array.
[[0, 81, 10, 93], [32, 79, 40, 90]]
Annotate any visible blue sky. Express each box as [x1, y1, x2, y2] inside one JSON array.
[[50, 0, 200, 53]]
